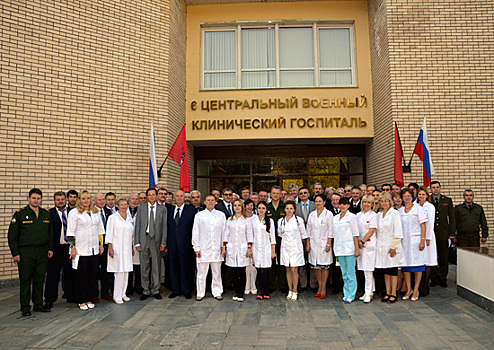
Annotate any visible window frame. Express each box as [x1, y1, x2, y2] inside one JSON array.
[[200, 21, 357, 90]]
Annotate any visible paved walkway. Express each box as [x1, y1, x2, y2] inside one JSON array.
[[0, 267, 493, 349]]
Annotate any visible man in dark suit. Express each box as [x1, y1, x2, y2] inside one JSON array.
[[349, 186, 362, 214], [215, 188, 233, 218], [135, 187, 167, 300], [167, 190, 196, 299], [44, 191, 76, 308], [190, 190, 205, 213], [429, 181, 456, 288], [295, 187, 316, 292], [94, 193, 113, 301]]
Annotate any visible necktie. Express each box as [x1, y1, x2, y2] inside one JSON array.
[[100, 210, 107, 229], [61, 209, 68, 242], [304, 203, 308, 218], [149, 206, 155, 237], [227, 203, 232, 216], [175, 207, 180, 225], [435, 197, 439, 208]]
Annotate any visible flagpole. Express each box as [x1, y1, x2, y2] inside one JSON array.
[[157, 155, 169, 178]]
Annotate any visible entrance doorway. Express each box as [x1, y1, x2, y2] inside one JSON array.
[[194, 145, 365, 195]]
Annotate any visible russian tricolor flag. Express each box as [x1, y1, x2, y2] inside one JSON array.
[[149, 121, 158, 188], [413, 117, 435, 187]]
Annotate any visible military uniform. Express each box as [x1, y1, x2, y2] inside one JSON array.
[[455, 202, 488, 247], [431, 195, 455, 285], [8, 206, 53, 313], [266, 201, 286, 291]]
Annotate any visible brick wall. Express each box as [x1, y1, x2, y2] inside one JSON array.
[[367, 0, 494, 247], [0, 0, 187, 280]]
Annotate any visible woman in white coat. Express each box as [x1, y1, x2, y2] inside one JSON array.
[[400, 188, 427, 301], [67, 191, 105, 310], [278, 200, 308, 301], [106, 198, 134, 304], [244, 199, 257, 296], [356, 195, 378, 303], [252, 201, 276, 300], [306, 194, 333, 299], [329, 197, 360, 303], [375, 192, 405, 304], [417, 186, 437, 296], [224, 199, 253, 302]]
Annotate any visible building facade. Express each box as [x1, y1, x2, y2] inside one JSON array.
[[1, 0, 492, 281]]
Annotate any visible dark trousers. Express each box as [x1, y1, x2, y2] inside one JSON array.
[[18, 246, 49, 312], [76, 255, 99, 304], [169, 251, 194, 295], [231, 267, 246, 298], [44, 244, 75, 303], [98, 244, 113, 297], [126, 264, 143, 296], [431, 240, 449, 284], [256, 268, 270, 296], [268, 236, 287, 291], [457, 235, 480, 248]]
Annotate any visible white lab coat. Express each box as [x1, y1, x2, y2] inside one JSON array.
[[278, 215, 308, 267], [307, 208, 333, 266], [105, 212, 134, 273], [252, 217, 276, 268], [375, 208, 406, 268], [356, 210, 378, 271], [67, 209, 105, 257], [330, 212, 359, 257], [400, 204, 428, 267], [421, 201, 438, 266], [192, 209, 226, 263], [224, 215, 254, 267]]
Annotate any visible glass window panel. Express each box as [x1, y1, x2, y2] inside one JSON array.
[[196, 177, 210, 198], [280, 70, 314, 87], [196, 160, 211, 176], [309, 157, 342, 174], [204, 31, 236, 70], [309, 175, 341, 190], [253, 158, 306, 174], [347, 157, 364, 173], [242, 71, 275, 88], [204, 72, 236, 89], [253, 176, 278, 194], [319, 28, 351, 68], [320, 70, 352, 86], [209, 159, 250, 176], [241, 28, 275, 69], [349, 174, 364, 187], [210, 177, 250, 193], [279, 28, 313, 68]]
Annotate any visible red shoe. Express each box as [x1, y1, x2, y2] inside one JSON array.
[[319, 295, 327, 299], [91, 297, 100, 304], [102, 295, 113, 301], [256, 295, 263, 300], [314, 293, 321, 297], [263, 295, 270, 300]]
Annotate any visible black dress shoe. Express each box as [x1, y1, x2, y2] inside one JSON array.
[[44, 302, 53, 309], [440, 281, 448, 288], [153, 293, 163, 300], [34, 306, 51, 313], [280, 288, 288, 294], [140, 294, 150, 300], [430, 280, 438, 287], [168, 292, 180, 299], [22, 311, 32, 317], [184, 293, 192, 299]]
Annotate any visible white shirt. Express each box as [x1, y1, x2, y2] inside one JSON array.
[[174, 204, 185, 219], [330, 212, 359, 256], [67, 209, 105, 256], [57, 207, 69, 245], [278, 215, 308, 267], [192, 209, 226, 263]]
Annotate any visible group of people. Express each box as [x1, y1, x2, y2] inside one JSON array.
[[7, 181, 488, 315]]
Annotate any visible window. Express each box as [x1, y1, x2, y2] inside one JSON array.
[[201, 22, 356, 90]]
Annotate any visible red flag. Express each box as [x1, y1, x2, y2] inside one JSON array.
[[394, 122, 405, 187], [167, 124, 190, 192]]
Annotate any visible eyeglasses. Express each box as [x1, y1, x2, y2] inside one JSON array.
[[345, 190, 351, 192], [223, 193, 232, 196], [299, 191, 309, 194]]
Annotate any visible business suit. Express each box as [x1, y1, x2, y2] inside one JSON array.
[[430, 195, 455, 285], [98, 207, 113, 299], [44, 207, 76, 305], [167, 204, 196, 295], [215, 201, 233, 219], [295, 200, 316, 290], [349, 199, 361, 214], [135, 202, 167, 296]]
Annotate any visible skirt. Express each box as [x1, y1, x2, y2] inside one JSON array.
[[311, 264, 331, 270], [402, 265, 425, 273]]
